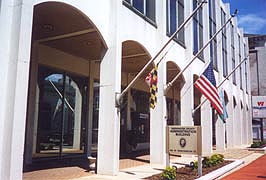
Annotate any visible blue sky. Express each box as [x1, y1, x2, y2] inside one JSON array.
[[222, 0, 266, 35]]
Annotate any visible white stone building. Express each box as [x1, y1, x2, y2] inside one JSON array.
[[0, 0, 252, 179]]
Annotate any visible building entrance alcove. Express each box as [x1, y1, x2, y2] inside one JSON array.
[[193, 75, 202, 126], [119, 40, 153, 164], [23, 1, 107, 171], [34, 67, 88, 159], [166, 61, 184, 125]]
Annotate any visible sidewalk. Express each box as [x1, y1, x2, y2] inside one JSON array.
[[221, 154, 266, 180], [71, 155, 197, 180], [71, 148, 259, 180], [23, 148, 263, 180]]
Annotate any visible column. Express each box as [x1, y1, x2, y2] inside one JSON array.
[[233, 101, 238, 146], [180, 72, 194, 125], [96, 0, 121, 172], [87, 61, 95, 156], [226, 97, 234, 148], [216, 118, 226, 151], [150, 60, 168, 166], [201, 100, 213, 156], [97, 42, 122, 175], [24, 43, 38, 164], [0, 1, 34, 180], [73, 84, 82, 149], [234, 103, 241, 146]]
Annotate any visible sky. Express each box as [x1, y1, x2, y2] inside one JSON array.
[[222, 0, 266, 35]]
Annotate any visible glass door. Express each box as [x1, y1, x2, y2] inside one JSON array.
[[35, 67, 87, 159]]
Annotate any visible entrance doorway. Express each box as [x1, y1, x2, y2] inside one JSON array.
[[34, 67, 88, 159], [120, 40, 152, 157], [23, 1, 107, 166]]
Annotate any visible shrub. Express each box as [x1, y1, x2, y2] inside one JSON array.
[[193, 154, 224, 169], [161, 166, 176, 180], [251, 141, 261, 148]]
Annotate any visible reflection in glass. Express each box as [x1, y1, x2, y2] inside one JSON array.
[[35, 73, 85, 158]]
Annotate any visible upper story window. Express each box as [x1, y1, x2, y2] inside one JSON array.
[[209, 0, 217, 69], [123, 0, 156, 25], [238, 34, 243, 89], [244, 44, 248, 93], [193, 0, 204, 59], [221, 9, 228, 77], [166, 0, 185, 45], [231, 23, 236, 84]]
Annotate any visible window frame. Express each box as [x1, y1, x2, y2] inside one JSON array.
[[244, 44, 248, 93], [231, 23, 236, 85], [209, 0, 217, 70], [123, 0, 157, 27], [221, 8, 228, 77], [166, 0, 185, 47], [238, 34, 243, 89], [193, 0, 204, 60]]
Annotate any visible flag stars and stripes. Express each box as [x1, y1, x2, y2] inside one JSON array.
[[194, 61, 223, 115]]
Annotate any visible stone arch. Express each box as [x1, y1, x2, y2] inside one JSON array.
[[233, 96, 237, 108], [24, 1, 108, 169], [120, 40, 153, 155], [166, 61, 185, 125], [223, 91, 229, 105], [193, 74, 202, 126]]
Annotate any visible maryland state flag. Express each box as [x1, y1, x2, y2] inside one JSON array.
[[145, 65, 158, 109]]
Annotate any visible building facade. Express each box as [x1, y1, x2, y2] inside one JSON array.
[[0, 0, 252, 179], [247, 34, 266, 141]]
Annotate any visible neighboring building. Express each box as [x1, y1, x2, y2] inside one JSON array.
[[0, 0, 252, 179], [246, 34, 266, 141]]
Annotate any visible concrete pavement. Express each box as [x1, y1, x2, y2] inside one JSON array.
[[23, 147, 264, 180]]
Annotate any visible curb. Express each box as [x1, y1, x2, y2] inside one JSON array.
[[246, 146, 266, 154], [195, 159, 244, 180]]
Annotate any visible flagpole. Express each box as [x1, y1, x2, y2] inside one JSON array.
[[164, 9, 238, 95], [192, 56, 249, 116], [116, 0, 207, 106]]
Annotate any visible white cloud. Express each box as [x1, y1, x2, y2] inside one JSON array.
[[238, 14, 266, 34]]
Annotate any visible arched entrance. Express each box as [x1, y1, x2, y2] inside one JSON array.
[[24, 1, 107, 166], [166, 61, 185, 125], [223, 91, 229, 147], [120, 40, 152, 157], [233, 96, 237, 145]]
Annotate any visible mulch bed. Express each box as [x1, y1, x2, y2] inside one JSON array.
[[146, 160, 232, 180]]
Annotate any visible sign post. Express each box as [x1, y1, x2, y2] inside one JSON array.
[[167, 126, 202, 176]]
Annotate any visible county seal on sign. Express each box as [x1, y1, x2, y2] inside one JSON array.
[[179, 138, 186, 148]]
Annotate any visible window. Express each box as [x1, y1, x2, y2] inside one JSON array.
[[167, 0, 185, 45], [123, 0, 156, 25], [238, 34, 243, 89], [231, 23, 236, 84], [221, 9, 227, 77], [209, 0, 217, 69], [36, 68, 88, 158], [193, 0, 204, 59], [244, 44, 248, 93]]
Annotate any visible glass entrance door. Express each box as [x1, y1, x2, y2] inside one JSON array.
[[35, 67, 87, 159]]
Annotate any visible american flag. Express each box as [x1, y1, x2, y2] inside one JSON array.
[[194, 61, 223, 115]]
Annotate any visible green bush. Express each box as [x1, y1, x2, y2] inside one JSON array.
[[251, 141, 261, 148], [193, 154, 224, 169], [161, 166, 176, 180]]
